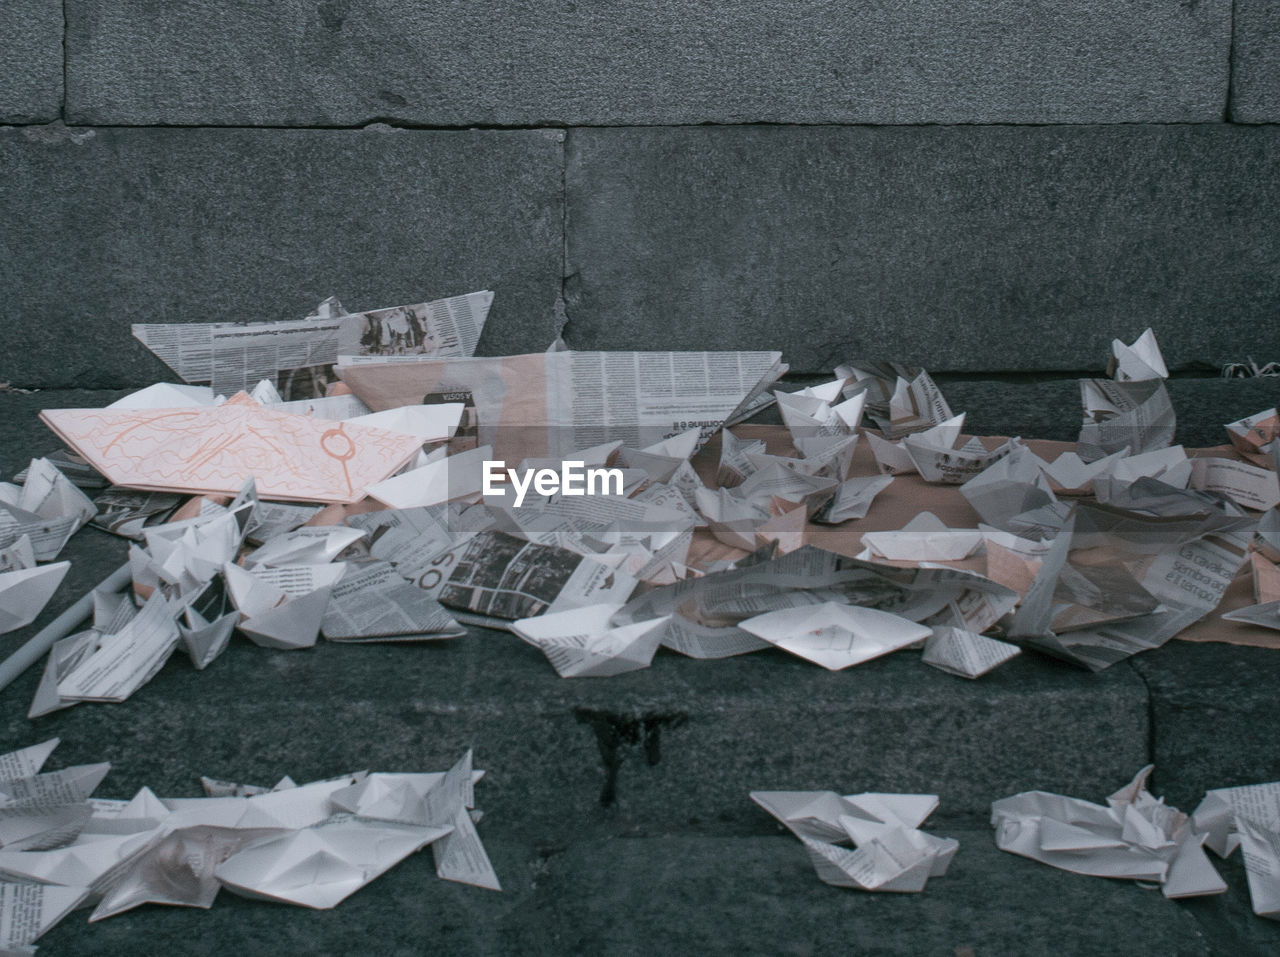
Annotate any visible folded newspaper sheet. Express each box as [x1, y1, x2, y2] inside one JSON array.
[[1108, 328, 1170, 382], [737, 602, 931, 670], [132, 291, 493, 399], [511, 603, 670, 677], [1007, 504, 1255, 671], [339, 349, 786, 459], [991, 766, 1227, 898], [921, 626, 1020, 678], [0, 556, 70, 636], [90, 487, 185, 541], [1078, 330, 1175, 460], [321, 561, 464, 642]]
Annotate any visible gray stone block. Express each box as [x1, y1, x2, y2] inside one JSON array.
[[1231, 0, 1280, 121], [565, 126, 1280, 374], [0, 390, 130, 480], [502, 834, 1251, 956], [0, 0, 63, 122], [1131, 643, 1280, 812], [0, 577, 1149, 842], [3, 634, 612, 843], [64, 1, 1230, 126], [579, 650, 1149, 831], [935, 377, 1280, 446], [0, 127, 564, 388]]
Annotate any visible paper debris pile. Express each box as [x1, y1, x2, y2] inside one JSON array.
[[752, 788, 957, 892], [0, 738, 499, 951], [992, 766, 1226, 899], [992, 766, 1280, 919], [7, 313, 1278, 712]]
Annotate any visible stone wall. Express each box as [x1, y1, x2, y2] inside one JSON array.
[[1, 2, 1276, 385]]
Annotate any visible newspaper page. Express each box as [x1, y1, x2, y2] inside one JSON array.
[[1077, 379, 1176, 461], [339, 349, 786, 459], [56, 594, 180, 703], [0, 508, 78, 562], [659, 611, 771, 659], [321, 562, 464, 642], [1023, 517, 1254, 670], [878, 371, 955, 438], [132, 291, 493, 399], [0, 741, 57, 785], [834, 361, 922, 421], [0, 883, 89, 951], [90, 488, 185, 541], [1189, 457, 1280, 512]]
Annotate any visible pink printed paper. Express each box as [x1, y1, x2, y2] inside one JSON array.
[[40, 393, 422, 504]]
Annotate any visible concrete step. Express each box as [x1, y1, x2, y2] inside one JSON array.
[[0, 608, 1152, 840], [40, 830, 1278, 956], [501, 833, 1280, 957], [7, 125, 1280, 388], [1133, 642, 1280, 811]]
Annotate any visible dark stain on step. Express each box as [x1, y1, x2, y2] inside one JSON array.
[[575, 708, 688, 806]]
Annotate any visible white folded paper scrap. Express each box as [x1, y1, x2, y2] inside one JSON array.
[[860, 511, 983, 562], [511, 604, 670, 677], [991, 766, 1227, 899], [0, 556, 70, 636], [1193, 780, 1280, 920], [737, 602, 931, 670], [751, 789, 957, 892]]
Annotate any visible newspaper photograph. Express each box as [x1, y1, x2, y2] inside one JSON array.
[[413, 529, 636, 623]]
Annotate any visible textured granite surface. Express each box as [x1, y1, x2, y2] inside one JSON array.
[[935, 377, 1280, 447], [1231, 0, 1280, 122], [1131, 642, 1280, 811], [501, 834, 1280, 956], [0, 127, 565, 388], [564, 125, 1280, 373], [64, 0, 1229, 126], [33, 830, 1280, 955], [0, 0, 62, 122]]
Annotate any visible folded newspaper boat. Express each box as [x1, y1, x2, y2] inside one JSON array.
[[41, 393, 426, 505], [751, 789, 957, 893], [132, 291, 494, 398]]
